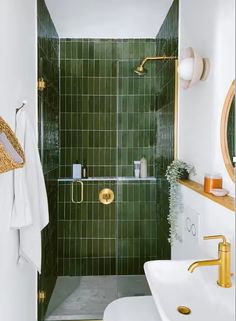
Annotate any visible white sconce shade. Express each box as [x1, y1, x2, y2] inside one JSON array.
[[178, 47, 210, 89], [178, 58, 194, 81]]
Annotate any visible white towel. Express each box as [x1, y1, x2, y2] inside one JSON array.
[[11, 109, 49, 273], [11, 112, 32, 228]]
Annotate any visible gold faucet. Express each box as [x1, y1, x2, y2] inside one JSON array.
[[188, 235, 232, 288]]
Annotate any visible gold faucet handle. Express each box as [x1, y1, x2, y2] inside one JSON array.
[[203, 235, 227, 244]]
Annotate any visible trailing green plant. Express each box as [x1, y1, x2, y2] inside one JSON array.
[[165, 159, 195, 245]]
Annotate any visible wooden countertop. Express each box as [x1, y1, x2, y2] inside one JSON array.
[[179, 179, 235, 212]]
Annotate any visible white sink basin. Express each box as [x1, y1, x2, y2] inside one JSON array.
[[144, 260, 235, 321]]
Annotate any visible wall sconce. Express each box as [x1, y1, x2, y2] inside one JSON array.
[[178, 47, 210, 89]]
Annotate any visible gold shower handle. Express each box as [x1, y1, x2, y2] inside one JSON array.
[[71, 180, 84, 204], [103, 192, 111, 201], [99, 188, 114, 205]]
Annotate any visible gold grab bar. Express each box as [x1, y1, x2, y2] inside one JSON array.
[[71, 180, 84, 204]]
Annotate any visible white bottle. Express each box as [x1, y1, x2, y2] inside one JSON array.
[[73, 161, 81, 179], [134, 161, 141, 178], [140, 156, 147, 178]]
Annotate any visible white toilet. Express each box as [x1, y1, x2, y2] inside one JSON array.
[[103, 296, 162, 321]]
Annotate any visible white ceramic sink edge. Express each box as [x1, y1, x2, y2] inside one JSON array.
[[144, 260, 235, 321]]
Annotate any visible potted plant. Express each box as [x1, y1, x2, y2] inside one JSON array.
[[165, 159, 194, 244]]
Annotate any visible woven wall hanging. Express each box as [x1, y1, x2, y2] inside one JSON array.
[[0, 116, 25, 174]]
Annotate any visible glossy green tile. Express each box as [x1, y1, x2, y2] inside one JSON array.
[[38, 0, 59, 319], [58, 4, 178, 276]]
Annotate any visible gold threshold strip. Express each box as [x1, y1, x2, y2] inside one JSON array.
[[179, 179, 235, 212]]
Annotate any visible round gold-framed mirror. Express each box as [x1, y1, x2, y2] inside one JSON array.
[[220, 80, 235, 182]]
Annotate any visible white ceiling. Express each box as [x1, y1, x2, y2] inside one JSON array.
[[45, 0, 173, 38]]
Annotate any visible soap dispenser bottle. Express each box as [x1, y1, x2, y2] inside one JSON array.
[[82, 161, 88, 179], [140, 156, 147, 178]]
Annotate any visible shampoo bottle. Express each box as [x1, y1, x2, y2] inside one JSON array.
[[73, 160, 81, 179], [140, 156, 147, 178], [134, 161, 141, 178]]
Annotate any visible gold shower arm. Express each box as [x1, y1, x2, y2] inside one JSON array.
[[139, 56, 177, 68]]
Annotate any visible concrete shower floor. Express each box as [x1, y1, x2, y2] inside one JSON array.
[[45, 275, 151, 321]]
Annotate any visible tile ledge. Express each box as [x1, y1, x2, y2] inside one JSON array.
[[179, 179, 235, 212], [58, 176, 157, 182]]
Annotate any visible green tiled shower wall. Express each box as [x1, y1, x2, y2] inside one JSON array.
[[58, 39, 159, 276], [58, 0, 178, 276], [58, 181, 117, 275], [37, 0, 59, 318], [57, 178, 170, 276], [57, 180, 165, 275], [117, 56, 157, 177], [117, 179, 171, 274], [151, 0, 179, 256], [155, 0, 179, 175], [60, 39, 157, 177]]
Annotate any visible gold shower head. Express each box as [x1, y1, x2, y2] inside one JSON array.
[[134, 56, 177, 76], [134, 65, 146, 76]]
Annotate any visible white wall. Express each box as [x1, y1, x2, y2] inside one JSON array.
[[178, 0, 235, 196], [172, 185, 235, 264], [0, 1, 37, 321], [45, 0, 173, 38], [173, 0, 235, 261]]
